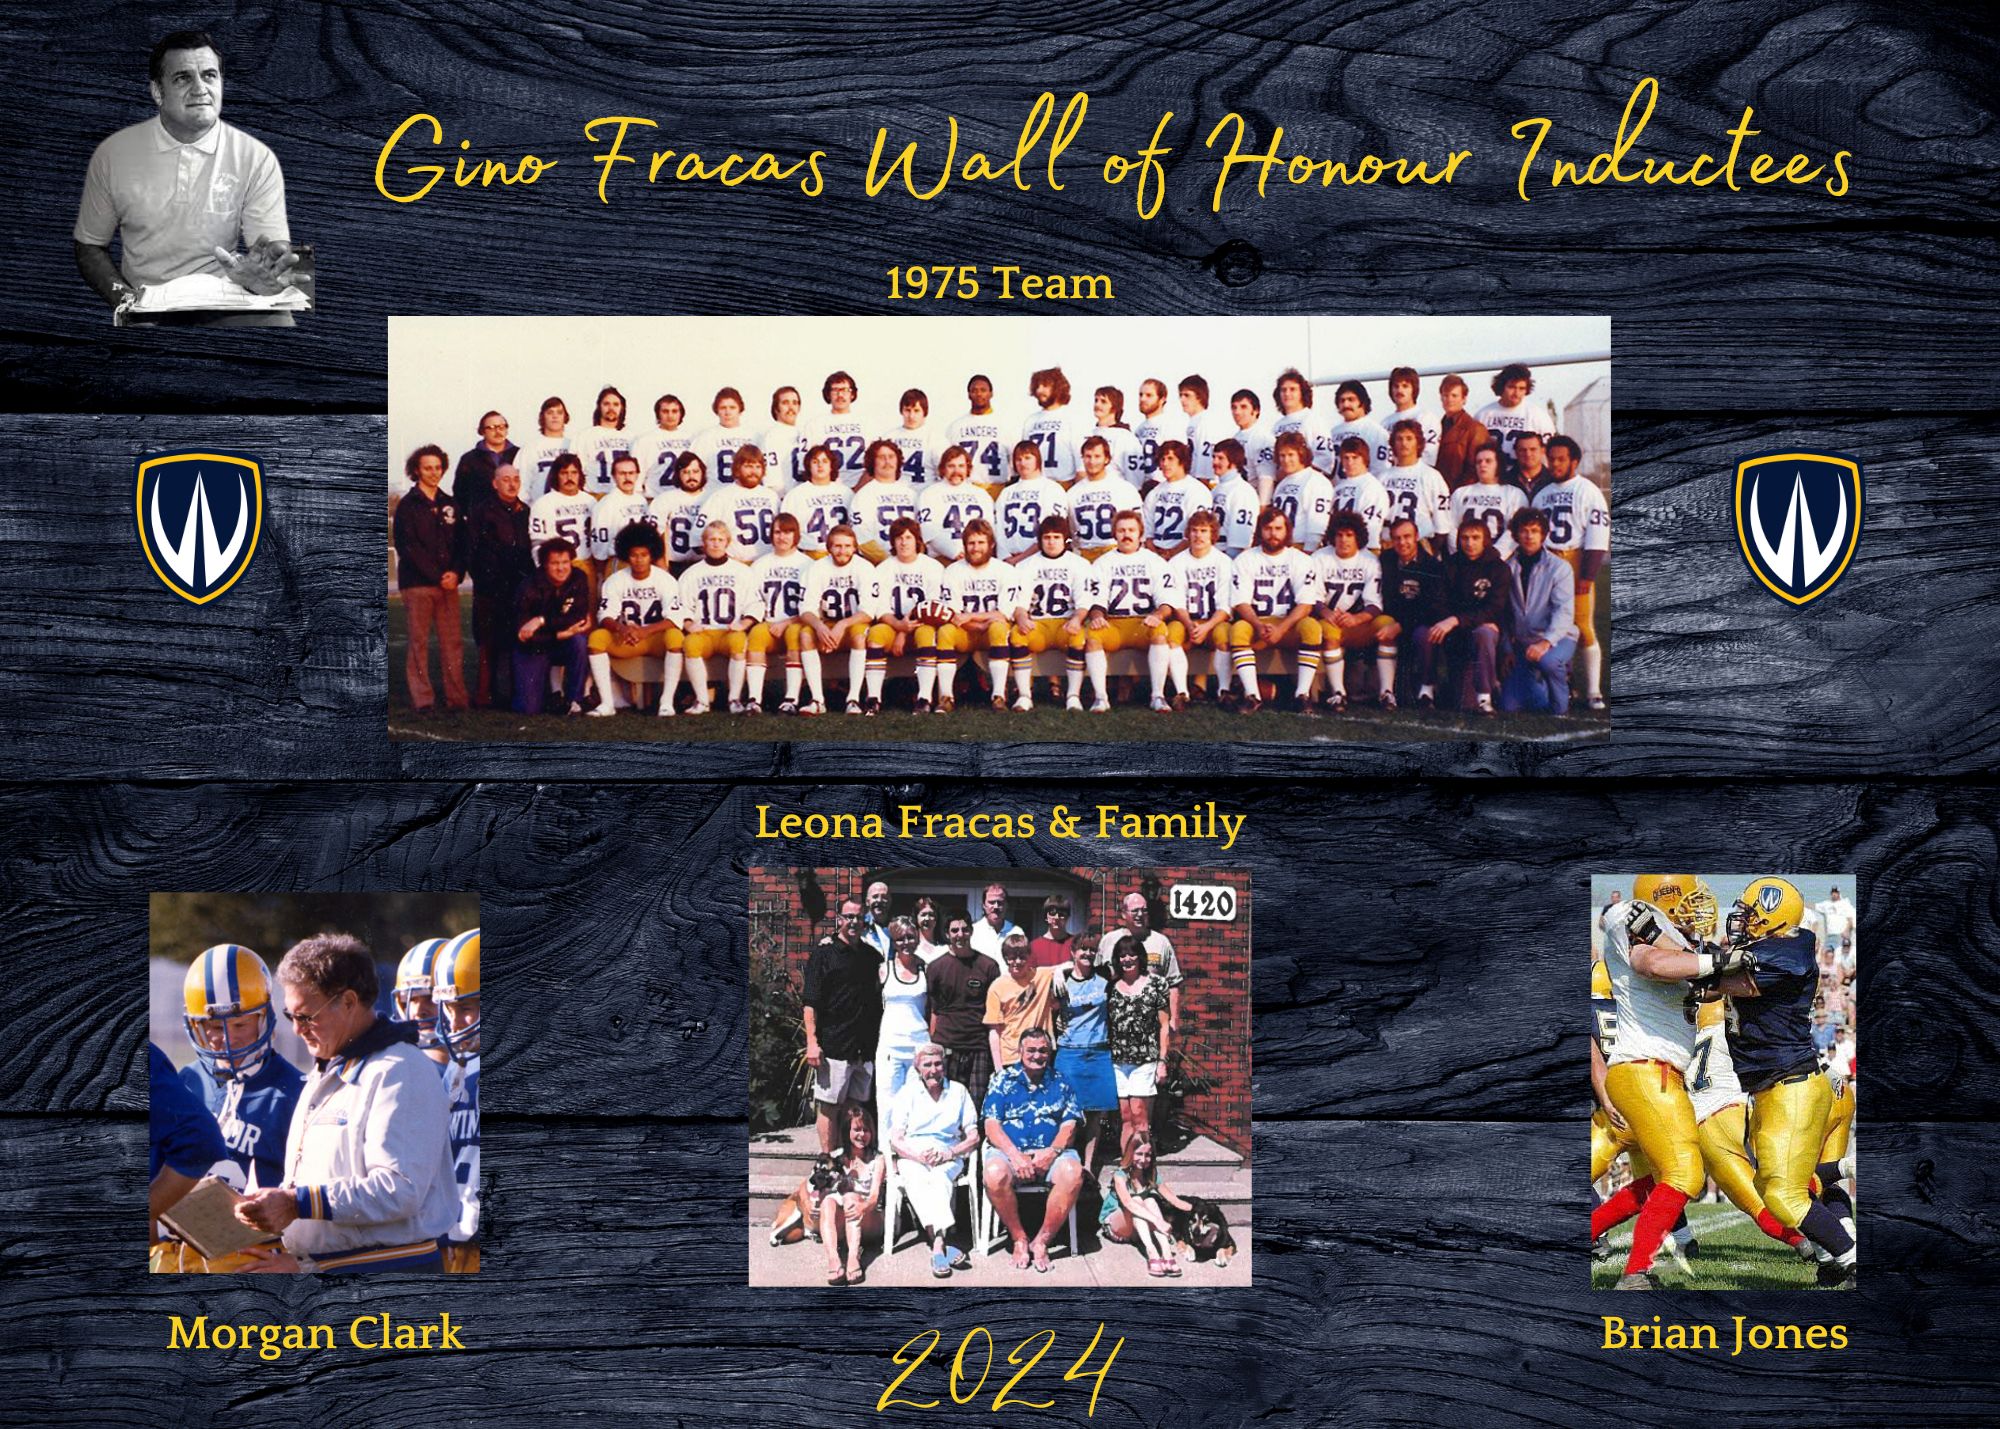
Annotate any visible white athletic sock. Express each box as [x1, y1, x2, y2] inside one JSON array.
[[847, 646, 866, 701], [685, 656, 709, 706], [1237, 654, 1260, 699], [727, 655, 747, 705], [783, 658, 802, 703], [915, 660, 937, 702], [1166, 643, 1189, 696], [658, 651, 684, 712], [990, 655, 1010, 698], [1295, 655, 1318, 699], [1377, 648, 1397, 694], [1085, 647, 1109, 704], [1016, 660, 1033, 699], [936, 658, 956, 702], [1064, 660, 1083, 703], [1418, 682, 1435, 700], [801, 648, 824, 704], [1147, 643, 1169, 700], [865, 659, 886, 702], [1326, 649, 1347, 695], [588, 652, 615, 706], [1583, 643, 1603, 698], [1212, 646, 1230, 691], [747, 663, 767, 704]]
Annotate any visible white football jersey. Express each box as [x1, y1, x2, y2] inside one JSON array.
[[803, 554, 878, 625], [597, 566, 680, 625], [1332, 472, 1393, 549], [1600, 899, 1697, 1070], [1230, 421, 1276, 485], [1067, 474, 1145, 551], [590, 489, 653, 562], [1689, 1000, 1747, 1124], [630, 429, 695, 497], [648, 486, 710, 565], [515, 433, 573, 494], [528, 489, 596, 560], [691, 424, 757, 487], [1169, 547, 1235, 622], [1131, 410, 1187, 480], [1184, 409, 1237, 478], [1092, 426, 1143, 486], [1088, 548, 1176, 617], [1383, 406, 1443, 464], [918, 482, 995, 560], [575, 426, 635, 495], [1312, 547, 1383, 615], [1329, 417, 1392, 475], [1474, 399, 1556, 468], [1533, 477, 1611, 555], [749, 549, 814, 623], [1232, 546, 1319, 617], [992, 477, 1070, 560], [945, 412, 1009, 489], [870, 554, 948, 622], [1271, 470, 1336, 551], [1143, 478, 1213, 551], [941, 558, 1022, 617], [1380, 463, 1453, 541], [1452, 484, 1527, 558], [678, 557, 760, 629], [1210, 476, 1262, 555], [851, 479, 922, 553], [760, 422, 812, 491], [880, 425, 941, 486], [781, 483, 855, 556], [802, 413, 870, 487], [700, 483, 781, 561], [1271, 409, 1330, 470], [1013, 550, 1091, 620], [1022, 407, 1089, 485]]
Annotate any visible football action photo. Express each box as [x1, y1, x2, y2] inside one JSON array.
[[1590, 875, 1857, 1291], [747, 868, 1250, 1286], [388, 314, 1609, 743], [148, 893, 482, 1275]]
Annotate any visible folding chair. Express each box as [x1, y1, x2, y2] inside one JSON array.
[[885, 1151, 981, 1258], [976, 1145, 1079, 1261]]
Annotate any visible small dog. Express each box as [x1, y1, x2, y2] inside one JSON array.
[[769, 1155, 840, 1245], [1164, 1195, 1237, 1265]]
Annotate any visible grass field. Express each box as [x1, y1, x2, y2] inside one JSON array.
[[388, 596, 1610, 743], [1593, 1201, 1844, 1291]]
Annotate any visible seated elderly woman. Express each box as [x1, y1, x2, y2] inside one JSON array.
[[887, 1043, 981, 1277]]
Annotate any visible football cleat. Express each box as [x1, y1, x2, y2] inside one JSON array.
[[863, 697, 881, 717], [1416, 691, 1435, 710], [1089, 700, 1111, 714], [1325, 691, 1347, 712], [586, 704, 616, 718], [688, 702, 712, 716], [566, 701, 585, 716], [1171, 693, 1188, 712], [1613, 1272, 1656, 1290], [936, 697, 954, 714], [1064, 698, 1084, 712], [434, 928, 481, 1062], [1659, 1234, 1693, 1278], [1815, 1259, 1856, 1289], [1588, 694, 1608, 712], [1729, 876, 1806, 942], [992, 696, 1009, 712], [656, 701, 676, 718], [1683, 1237, 1701, 1260], [799, 701, 824, 717], [183, 944, 276, 1081], [1300, 701, 1323, 719], [1378, 690, 1397, 710], [778, 700, 798, 715], [727, 699, 747, 715], [1151, 696, 1171, 713], [1013, 695, 1034, 712], [913, 698, 932, 715], [845, 700, 864, 716], [741, 703, 762, 717], [1240, 696, 1262, 715], [393, 938, 449, 1048], [1592, 1235, 1613, 1264]]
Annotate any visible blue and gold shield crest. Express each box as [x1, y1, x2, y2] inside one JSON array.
[[1734, 451, 1862, 606], [134, 450, 263, 604]]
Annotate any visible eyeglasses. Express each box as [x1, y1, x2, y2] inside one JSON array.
[[283, 991, 348, 1029]]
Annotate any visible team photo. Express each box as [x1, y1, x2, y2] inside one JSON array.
[[746, 868, 1250, 1286], [148, 893, 482, 1275], [388, 314, 1610, 743], [1590, 874, 1858, 1291]]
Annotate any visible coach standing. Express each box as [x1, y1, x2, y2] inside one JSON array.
[[467, 464, 533, 709], [455, 412, 518, 519], [393, 444, 469, 715], [802, 898, 883, 1156], [74, 30, 297, 325]]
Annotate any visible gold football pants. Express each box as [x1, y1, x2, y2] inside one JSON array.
[[1604, 1059, 1703, 1197]]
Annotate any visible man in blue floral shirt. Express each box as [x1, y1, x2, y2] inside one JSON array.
[[981, 1027, 1083, 1272]]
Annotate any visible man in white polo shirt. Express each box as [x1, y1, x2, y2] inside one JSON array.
[[74, 30, 296, 325]]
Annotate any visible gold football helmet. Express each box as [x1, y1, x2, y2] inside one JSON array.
[[1730, 876, 1806, 942], [1630, 874, 1719, 940]]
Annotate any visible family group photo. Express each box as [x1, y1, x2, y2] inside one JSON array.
[[746, 867, 1251, 1287]]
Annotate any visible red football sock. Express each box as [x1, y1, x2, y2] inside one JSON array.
[[1591, 1175, 1653, 1239], [1624, 1185, 1689, 1275], [1754, 1209, 1804, 1246]]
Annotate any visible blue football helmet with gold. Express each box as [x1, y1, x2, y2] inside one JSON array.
[[182, 944, 275, 1081], [394, 937, 449, 1048], [435, 928, 481, 1062], [1729, 876, 1806, 943]]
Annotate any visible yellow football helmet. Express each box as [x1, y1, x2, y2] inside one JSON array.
[[1630, 875, 1719, 940], [182, 944, 274, 1081], [1730, 876, 1805, 942], [435, 928, 481, 1061]]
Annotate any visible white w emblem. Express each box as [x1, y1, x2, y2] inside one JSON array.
[[1748, 472, 1846, 593], [1733, 451, 1863, 607], [150, 470, 248, 590], [134, 450, 263, 604]]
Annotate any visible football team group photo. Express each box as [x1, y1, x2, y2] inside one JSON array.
[[746, 868, 1250, 1287], [388, 314, 1610, 743]]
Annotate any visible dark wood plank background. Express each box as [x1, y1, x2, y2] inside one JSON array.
[[2, 0, 1998, 1423]]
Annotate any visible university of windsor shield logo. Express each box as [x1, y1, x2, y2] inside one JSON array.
[[1734, 451, 1863, 606], [135, 451, 262, 603]]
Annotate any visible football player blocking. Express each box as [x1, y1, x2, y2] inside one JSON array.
[[1592, 877, 1857, 1290]]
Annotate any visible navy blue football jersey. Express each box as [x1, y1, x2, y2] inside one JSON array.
[[1725, 929, 1820, 1093], [180, 1052, 304, 1190], [445, 1055, 481, 1242]]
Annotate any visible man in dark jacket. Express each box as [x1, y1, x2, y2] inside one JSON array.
[[1378, 517, 1448, 709], [466, 464, 533, 709], [1433, 374, 1492, 489], [454, 411, 518, 520], [1428, 515, 1510, 715], [391, 444, 467, 714], [510, 539, 592, 715]]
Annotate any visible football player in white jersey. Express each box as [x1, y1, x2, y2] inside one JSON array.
[[528, 452, 598, 570], [590, 455, 652, 578], [803, 370, 869, 487], [939, 519, 1022, 713], [1380, 420, 1453, 549], [1311, 511, 1396, 713], [1084, 510, 1180, 712], [1331, 437, 1392, 551], [575, 385, 632, 495], [865, 517, 948, 712], [1179, 375, 1237, 482], [649, 451, 710, 572], [1328, 381, 1392, 475], [700, 445, 780, 561], [1592, 875, 1746, 1290], [746, 513, 815, 713], [1451, 445, 1526, 557], [1143, 441, 1212, 558], [760, 385, 813, 491], [1090, 386, 1143, 485], [800, 524, 878, 715], [631, 394, 695, 496], [945, 373, 1009, 493], [993, 441, 1070, 562], [1067, 436, 1144, 560], [677, 520, 760, 715], [781, 444, 855, 558], [1229, 507, 1322, 713], [1269, 431, 1335, 551], [516, 395, 573, 494], [1208, 439, 1263, 556], [918, 445, 995, 559], [1009, 516, 1091, 710], [882, 388, 941, 487], [1167, 508, 1235, 703], [692, 387, 755, 488], [1228, 389, 1277, 496], [1022, 366, 1088, 486], [851, 439, 922, 562], [1475, 363, 1556, 477], [1269, 368, 1329, 473], [1130, 377, 1181, 483], [1383, 366, 1442, 464], [586, 522, 684, 718], [1534, 435, 1610, 712]]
